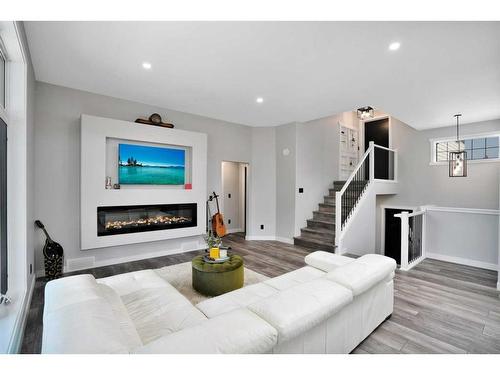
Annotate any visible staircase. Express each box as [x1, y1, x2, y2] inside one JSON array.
[[294, 142, 397, 254], [293, 180, 345, 252]]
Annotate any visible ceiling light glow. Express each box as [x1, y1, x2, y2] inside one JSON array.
[[142, 62, 152, 70], [388, 42, 401, 51], [256, 97, 264, 104]]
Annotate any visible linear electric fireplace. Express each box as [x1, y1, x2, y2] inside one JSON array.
[[97, 203, 197, 236]]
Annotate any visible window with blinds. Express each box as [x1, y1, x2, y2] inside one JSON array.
[[434, 135, 500, 163]]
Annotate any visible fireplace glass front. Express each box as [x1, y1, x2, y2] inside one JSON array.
[[97, 203, 197, 236]]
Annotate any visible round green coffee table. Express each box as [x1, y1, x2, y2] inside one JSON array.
[[192, 254, 244, 296]]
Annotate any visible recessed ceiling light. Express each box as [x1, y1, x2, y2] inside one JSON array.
[[388, 42, 401, 51], [256, 97, 264, 104], [142, 62, 152, 70]]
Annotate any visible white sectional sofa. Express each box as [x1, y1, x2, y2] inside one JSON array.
[[42, 252, 396, 354]]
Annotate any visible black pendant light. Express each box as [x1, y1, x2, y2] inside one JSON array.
[[449, 114, 467, 177]]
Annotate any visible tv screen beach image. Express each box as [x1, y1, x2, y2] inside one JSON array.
[[118, 143, 186, 185]]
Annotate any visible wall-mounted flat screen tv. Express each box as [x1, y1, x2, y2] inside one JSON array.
[[118, 143, 185, 185]]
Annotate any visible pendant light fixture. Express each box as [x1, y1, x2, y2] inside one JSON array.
[[449, 114, 467, 177]]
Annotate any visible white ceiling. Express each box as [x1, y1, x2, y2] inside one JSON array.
[[25, 21, 500, 129]]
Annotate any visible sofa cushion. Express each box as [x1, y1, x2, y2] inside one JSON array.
[[97, 269, 172, 297], [43, 274, 102, 312], [98, 284, 143, 349], [42, 274, 142, 354], [248, 278, 352, 343], [304, 251, 355, 272], [263, 266, 325, 291], [98, 269, 207, 344], [134, 309, 278, 354], [196, 282, 278, 318], [325, 254, 396, 296]]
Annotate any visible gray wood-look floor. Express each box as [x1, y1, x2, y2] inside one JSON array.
[[21, 234, 500, 354]]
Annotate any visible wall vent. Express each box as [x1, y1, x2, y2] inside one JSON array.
[[181, 241, 202, 252]]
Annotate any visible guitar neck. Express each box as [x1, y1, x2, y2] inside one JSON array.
[[213, 192, 221, 213], [42, 228, 53, 242]]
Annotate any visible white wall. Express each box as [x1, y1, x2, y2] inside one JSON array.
[[275, 112, 358, 240], [34, 82, 254, 274], [373, 116, 500, 277], [275, 123, 296, 241], [294, 113, 343, 235], [239, 163, 248, 232], [247, 127, 276, 239], [376, 118, 500, 252], [341, 187, 377, 255], [221, 161, 242, 231], [425, 210, 499, 269]]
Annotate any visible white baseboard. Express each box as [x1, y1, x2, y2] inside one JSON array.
[[275, 237, 294, 245], [35, 269, 44, 278], [7, 275, 35, 354], [426, 252, 498, 271], [226, 228, 243, 234], [245, 235, 277, 241], [244, 235, 294, 244]]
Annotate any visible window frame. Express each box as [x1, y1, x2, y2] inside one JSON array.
[[0, 41, 6, 297], [0, 116, 6, 296], [429, 131, 500, 166], [0, 43, 6, 113]]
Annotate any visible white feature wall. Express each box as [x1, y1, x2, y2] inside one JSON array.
[[80, 115, 207, 250], [34, 82, 253, 275]]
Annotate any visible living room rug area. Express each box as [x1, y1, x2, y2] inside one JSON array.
[[154, 262, 269, 305]]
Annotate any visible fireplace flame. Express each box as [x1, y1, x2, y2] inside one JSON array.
[[105, 215, 191, 230]]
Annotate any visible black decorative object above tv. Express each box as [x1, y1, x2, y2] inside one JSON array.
[[118, 143, 186, 185]]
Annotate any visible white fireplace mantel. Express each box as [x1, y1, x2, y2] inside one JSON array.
[[80, 114, 207, 250]]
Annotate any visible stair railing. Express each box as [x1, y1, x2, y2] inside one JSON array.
[[395, 210, 426, 271], [335, 141, 398, 251], [335, 142, 374, 249]]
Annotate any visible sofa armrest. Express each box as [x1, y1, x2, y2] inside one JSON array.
[[133, 309, 278, 354], [304, 251, 355, 272], [326, 254, 396, 296]]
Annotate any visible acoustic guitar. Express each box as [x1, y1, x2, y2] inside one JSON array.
[[211, 192, 227, 237]]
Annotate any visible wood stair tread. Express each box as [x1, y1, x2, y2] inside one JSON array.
[[301, 227, 335, 236], [313, 210, 333, 216], [293, 236, 336, 251], [307, 218, 335, 225]]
